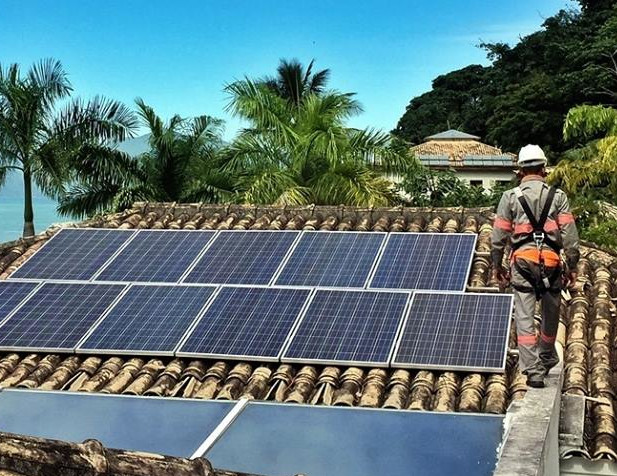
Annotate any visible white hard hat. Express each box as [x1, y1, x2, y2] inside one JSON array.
[[518, 144, 547, 168]]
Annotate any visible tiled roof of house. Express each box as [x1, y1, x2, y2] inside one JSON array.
[[413, 130, 516, 168], [0, 203, 616, 463], [425, 129, 481, 141]]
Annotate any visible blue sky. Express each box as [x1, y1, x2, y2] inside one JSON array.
[[1, 0, 573, 140]]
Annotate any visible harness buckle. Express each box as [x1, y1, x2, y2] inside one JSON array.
[[533, 232, 545, 247]]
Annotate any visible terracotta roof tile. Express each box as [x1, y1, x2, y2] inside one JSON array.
[[0, 430, 278, 476], [412, 136, 516, 168]]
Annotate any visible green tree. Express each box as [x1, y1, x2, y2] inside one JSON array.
[[224, 70, 413, 206], [394, 1, 617, 155], [550, 104, 617, 198], [262, 58, 330, 106], [400, 167, 508, 207], [0, 59, 138, 236], [59, 99, 232, 217]]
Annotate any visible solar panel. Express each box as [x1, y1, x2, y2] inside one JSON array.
[[206, 401, 504, 476], [177, 286, 312, 361], [392, 292, 513, 372], [10, 229, 135, 281], [183, 231, 300, 285], [78, 284, 217, 355], [0, 388, 235, 459], [94, 230, 216, 283], [282, 289, 411, 366], [368, 233, 476, 291], [0, 282, 126, 352], [0, 281, 40, 324], [274, 232, 386, 288]]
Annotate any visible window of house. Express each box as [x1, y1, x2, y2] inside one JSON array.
[[470, 180, 483, 188]]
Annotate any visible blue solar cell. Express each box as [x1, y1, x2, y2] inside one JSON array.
[[10, 229, 135, 281], [95, 230, 216, 282], [0, 281, 40, 323], [392, 292, 513, 372], [369, 233, 476, 290], [184, 231, 300, 285], [282, 289, 410, 366], [275, 232, 386, 288], [0, 282, 126, 351], [78, 284, 216, 354], [178, 286, 311, 361]]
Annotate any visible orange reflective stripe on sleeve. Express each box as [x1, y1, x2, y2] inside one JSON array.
[[517, 334, 537, 346], [557, 213, 575, 226], [514, 223, 533, 234], [512, 249, 561, 267], [543, 219, 559, 232], [494, 217, 513, 232], [540, 332, 556, 344]]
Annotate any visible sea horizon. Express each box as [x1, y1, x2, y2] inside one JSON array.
[[0, 172, 70, 243]]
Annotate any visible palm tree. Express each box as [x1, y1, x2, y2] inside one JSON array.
[[262, 59, 330, 106], [59, 99, 233, 217], [224, 74, 414, 206], [0, 59, 138, 236], [550, 104, 617, 197]]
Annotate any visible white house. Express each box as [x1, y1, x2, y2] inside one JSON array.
[[413, 129, 516, 191]]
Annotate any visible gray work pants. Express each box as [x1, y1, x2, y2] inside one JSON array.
[[512, 261, 561, 376]]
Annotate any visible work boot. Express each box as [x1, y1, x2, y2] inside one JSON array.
[[526, 373, 545, 388]]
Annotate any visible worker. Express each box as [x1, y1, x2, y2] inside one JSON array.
[[491, 144, 580, 388]]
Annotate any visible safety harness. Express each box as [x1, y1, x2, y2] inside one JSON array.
[[512, 186, 561, 298]]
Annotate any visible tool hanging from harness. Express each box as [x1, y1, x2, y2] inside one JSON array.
[[511, 186, 560, 298]]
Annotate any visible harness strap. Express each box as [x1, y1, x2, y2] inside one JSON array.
[[538, 187, 557, 232], [512, 186, 560, 252], [512, 186, 560, 297], [514, 186, 556, 233]]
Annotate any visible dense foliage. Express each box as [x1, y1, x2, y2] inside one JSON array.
[[59, 99, 233, 218], [399, 168, 511, 208], [222, 60, 415, 206], [393, 0, 617, 156], [0, 59, 137, 236]]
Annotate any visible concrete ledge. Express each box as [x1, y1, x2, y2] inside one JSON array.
[[494, 366, 564, 476]]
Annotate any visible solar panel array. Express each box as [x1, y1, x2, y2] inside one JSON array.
[[1, 226, 514, 372]]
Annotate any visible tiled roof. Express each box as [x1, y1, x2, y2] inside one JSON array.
[[413, 133, 516, 168], [0, 203, 616, 462], [425, 129, 481, 141], [0, 430, 275, 476]]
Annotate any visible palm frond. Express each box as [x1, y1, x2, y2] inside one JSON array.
[[51, 96, 139, 145], [27, 58, 72, 103], [135, 97, 165, 139], [225, 78, 296, 144]]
